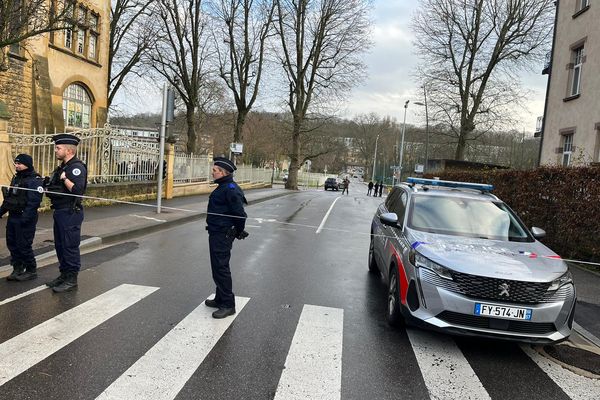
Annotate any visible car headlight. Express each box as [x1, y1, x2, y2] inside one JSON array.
[[414, 253, 453, 281], [548, 271, 573, 291]]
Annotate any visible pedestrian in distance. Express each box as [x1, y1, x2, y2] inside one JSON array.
[[205, 157, 249, 319], [1, 154, 43, 281], [341, 177, 350, 195], [367, 181, 373, 196], [378, 181, 384, 197], [373, 181, 379, 197], [45, 134, 87, 293]]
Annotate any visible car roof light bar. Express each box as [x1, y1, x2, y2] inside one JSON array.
[[406, 177, 494, 192]]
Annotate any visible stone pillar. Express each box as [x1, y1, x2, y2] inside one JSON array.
[[0, 101, 14, 203], [165, 142, 175, 199]]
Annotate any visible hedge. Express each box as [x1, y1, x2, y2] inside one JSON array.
[[425, 166, 600, 263]]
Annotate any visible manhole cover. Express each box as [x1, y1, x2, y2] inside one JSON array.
[[543, 345, 600, 376]]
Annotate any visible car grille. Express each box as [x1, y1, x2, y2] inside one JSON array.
[[420, 269, 572, 304], [437, 311, 556, 335]]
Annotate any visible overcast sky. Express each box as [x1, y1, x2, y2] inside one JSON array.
[[114, 0, 548, 133]]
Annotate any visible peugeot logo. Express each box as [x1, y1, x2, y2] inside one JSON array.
[[499, 283, 510, 297]]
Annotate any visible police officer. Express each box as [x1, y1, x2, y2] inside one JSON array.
[[45, 134, 87, 293], [204, 157, 248, 319], [1, 154, 43, 281]]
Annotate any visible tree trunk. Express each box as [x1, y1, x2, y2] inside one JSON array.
[[233, 109, 248, 144], [186, 105, 197, 154], [455, 127, 468, 160], [285, 116, 302, 190]]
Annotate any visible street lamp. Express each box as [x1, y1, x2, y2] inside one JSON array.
[[372, 134, 380, 182], [396, 100, 409, 184]]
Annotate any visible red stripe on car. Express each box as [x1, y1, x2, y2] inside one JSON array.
[[389, 244, 409, 305]]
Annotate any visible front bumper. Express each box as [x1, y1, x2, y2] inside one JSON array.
[[412, 269, 576, 344]]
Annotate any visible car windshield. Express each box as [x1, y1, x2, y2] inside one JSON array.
[[408, 195, 532, 242]]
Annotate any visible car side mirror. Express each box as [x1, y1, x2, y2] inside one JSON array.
[[531, 227, 546, 239], [380, 212, 399, 228]]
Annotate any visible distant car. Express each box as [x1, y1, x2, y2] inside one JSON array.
[[324, 177, 340, 191], [282, 174, 288, 183], [369, 177, 576, 344]]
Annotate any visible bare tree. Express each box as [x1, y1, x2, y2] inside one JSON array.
[[274, 0, 372, 190], [209, 0, 275, 150], [108, 0, 156, 108], [150, 0, 220, 153], [412, 0, 554, 160], [0, 0, 72, 70]]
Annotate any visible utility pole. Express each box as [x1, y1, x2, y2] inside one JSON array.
[[396, 100, 409, 184], [372, 134, 380, 182]]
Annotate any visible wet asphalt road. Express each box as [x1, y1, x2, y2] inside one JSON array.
[[0, 189, 598, 400]]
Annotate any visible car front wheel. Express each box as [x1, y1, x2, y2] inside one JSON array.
[[387, 266, 404, 327], [368, 236, 379, 274]]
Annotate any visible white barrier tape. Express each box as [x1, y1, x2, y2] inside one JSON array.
[[2, 184, 599, 266]]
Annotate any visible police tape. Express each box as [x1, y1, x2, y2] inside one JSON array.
[[2, 183, 600, 267]]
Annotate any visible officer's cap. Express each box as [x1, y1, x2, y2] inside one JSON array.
[[213, 157, 236, 173], [52, 133, 80, 146]]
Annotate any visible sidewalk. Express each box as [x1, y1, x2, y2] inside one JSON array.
[[0, 186, 292, 269]]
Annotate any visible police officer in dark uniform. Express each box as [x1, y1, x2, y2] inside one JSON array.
[[45, 134, 87, 293], [1, 154, 43, 281], [204, 157, 249, 319]]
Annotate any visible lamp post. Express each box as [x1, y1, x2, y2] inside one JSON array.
[[396, 100, 409, 184], [372, 134, 380, 182], [414, 97, 429, 173]]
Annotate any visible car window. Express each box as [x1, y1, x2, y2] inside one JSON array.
[[387, 188, 408, 226], [408, 195, 532, 242], [385, 187, 400, 210]]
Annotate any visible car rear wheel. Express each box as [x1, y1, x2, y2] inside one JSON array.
[[387, 266, 404, 327], [368, 236, 379, 274]]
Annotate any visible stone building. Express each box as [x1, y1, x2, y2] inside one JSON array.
[[0, 0, 110, 134], [540, 0, 600, 166]]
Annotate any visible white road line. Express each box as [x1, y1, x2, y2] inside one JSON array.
[[0, 284, 158, 386], [406, 328, 491, 400], [316, 197, 342, 234], [521, 345, 600, 400], [0, 285, 47, 306], [274, 304, 343, 400], [130, 214, 167, 223], [96, 296, 250, 400]]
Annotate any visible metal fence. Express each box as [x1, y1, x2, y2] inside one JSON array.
[[172, 153, 273, 184]]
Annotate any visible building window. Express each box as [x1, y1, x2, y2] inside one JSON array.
[[562, 134, 574, 166], [90, 14, 99, 30], [64, 28, 73, 49], [78, 6, 86, 24], [62, 83, 92, 128], [570, 47, 584, 96], [580, 0, 589, 11], [77, 29, 85, 54], [88, 34, 97, 59]]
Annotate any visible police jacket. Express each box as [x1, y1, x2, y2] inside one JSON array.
[[1, 170, 43, 222], [206, 174, 247, 234], [46, 157, 87, 210]]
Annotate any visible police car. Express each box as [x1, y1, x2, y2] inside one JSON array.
[[369, 177, 576, 343]]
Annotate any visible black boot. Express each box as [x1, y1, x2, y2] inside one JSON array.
[[52, 271, 78, 293], [6, 262, 25, 281], [46, 272, 66, 288], [15, 263, 37, 281]]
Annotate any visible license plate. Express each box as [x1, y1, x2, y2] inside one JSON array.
[[474, 303, 532, 320]]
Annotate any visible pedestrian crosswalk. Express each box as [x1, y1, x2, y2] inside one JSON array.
[[0, 285, 599, 400]]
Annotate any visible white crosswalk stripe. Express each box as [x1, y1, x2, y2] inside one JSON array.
[[0, 284, 159, 386], [96, 296, 250, 400], [274, 304, 344, 400], [406, 328, 492, 400], [521, 345, 600, 400]]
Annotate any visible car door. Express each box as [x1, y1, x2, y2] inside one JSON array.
[[381, 188, 409, 282]]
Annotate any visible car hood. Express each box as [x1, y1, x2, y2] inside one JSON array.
[[408, 230, 568, 282]]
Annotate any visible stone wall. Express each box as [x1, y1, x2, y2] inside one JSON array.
[[0, 54, 33, 134]]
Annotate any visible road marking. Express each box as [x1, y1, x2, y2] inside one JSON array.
[[521, 345, 600, 400], [0, 285, 47, 306], [0, 284, 158, 386], [406, 328, 491, 400], [316, 197, 342, 234], [96, 296, 250, 400], [274, 304, 343, 400], [130, 214, 167, 223]]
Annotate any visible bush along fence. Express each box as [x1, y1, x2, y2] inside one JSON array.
[[426, 166, 600, 264]]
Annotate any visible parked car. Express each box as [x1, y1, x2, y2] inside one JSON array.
[[369, 177, 576, 343], [324, 177, 340, 191]]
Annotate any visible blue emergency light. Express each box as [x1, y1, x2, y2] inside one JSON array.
[[406, 177, 494, 192]]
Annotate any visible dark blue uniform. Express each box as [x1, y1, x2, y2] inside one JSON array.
[[2, 170, 43, 278], [206, 174, 247, 309], [47, 157, 87, 275]]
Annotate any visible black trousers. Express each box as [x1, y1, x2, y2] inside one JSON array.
[[53, 208, 83, 273], [208, 231, 236, 308], [6, 214, 37, 266]]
